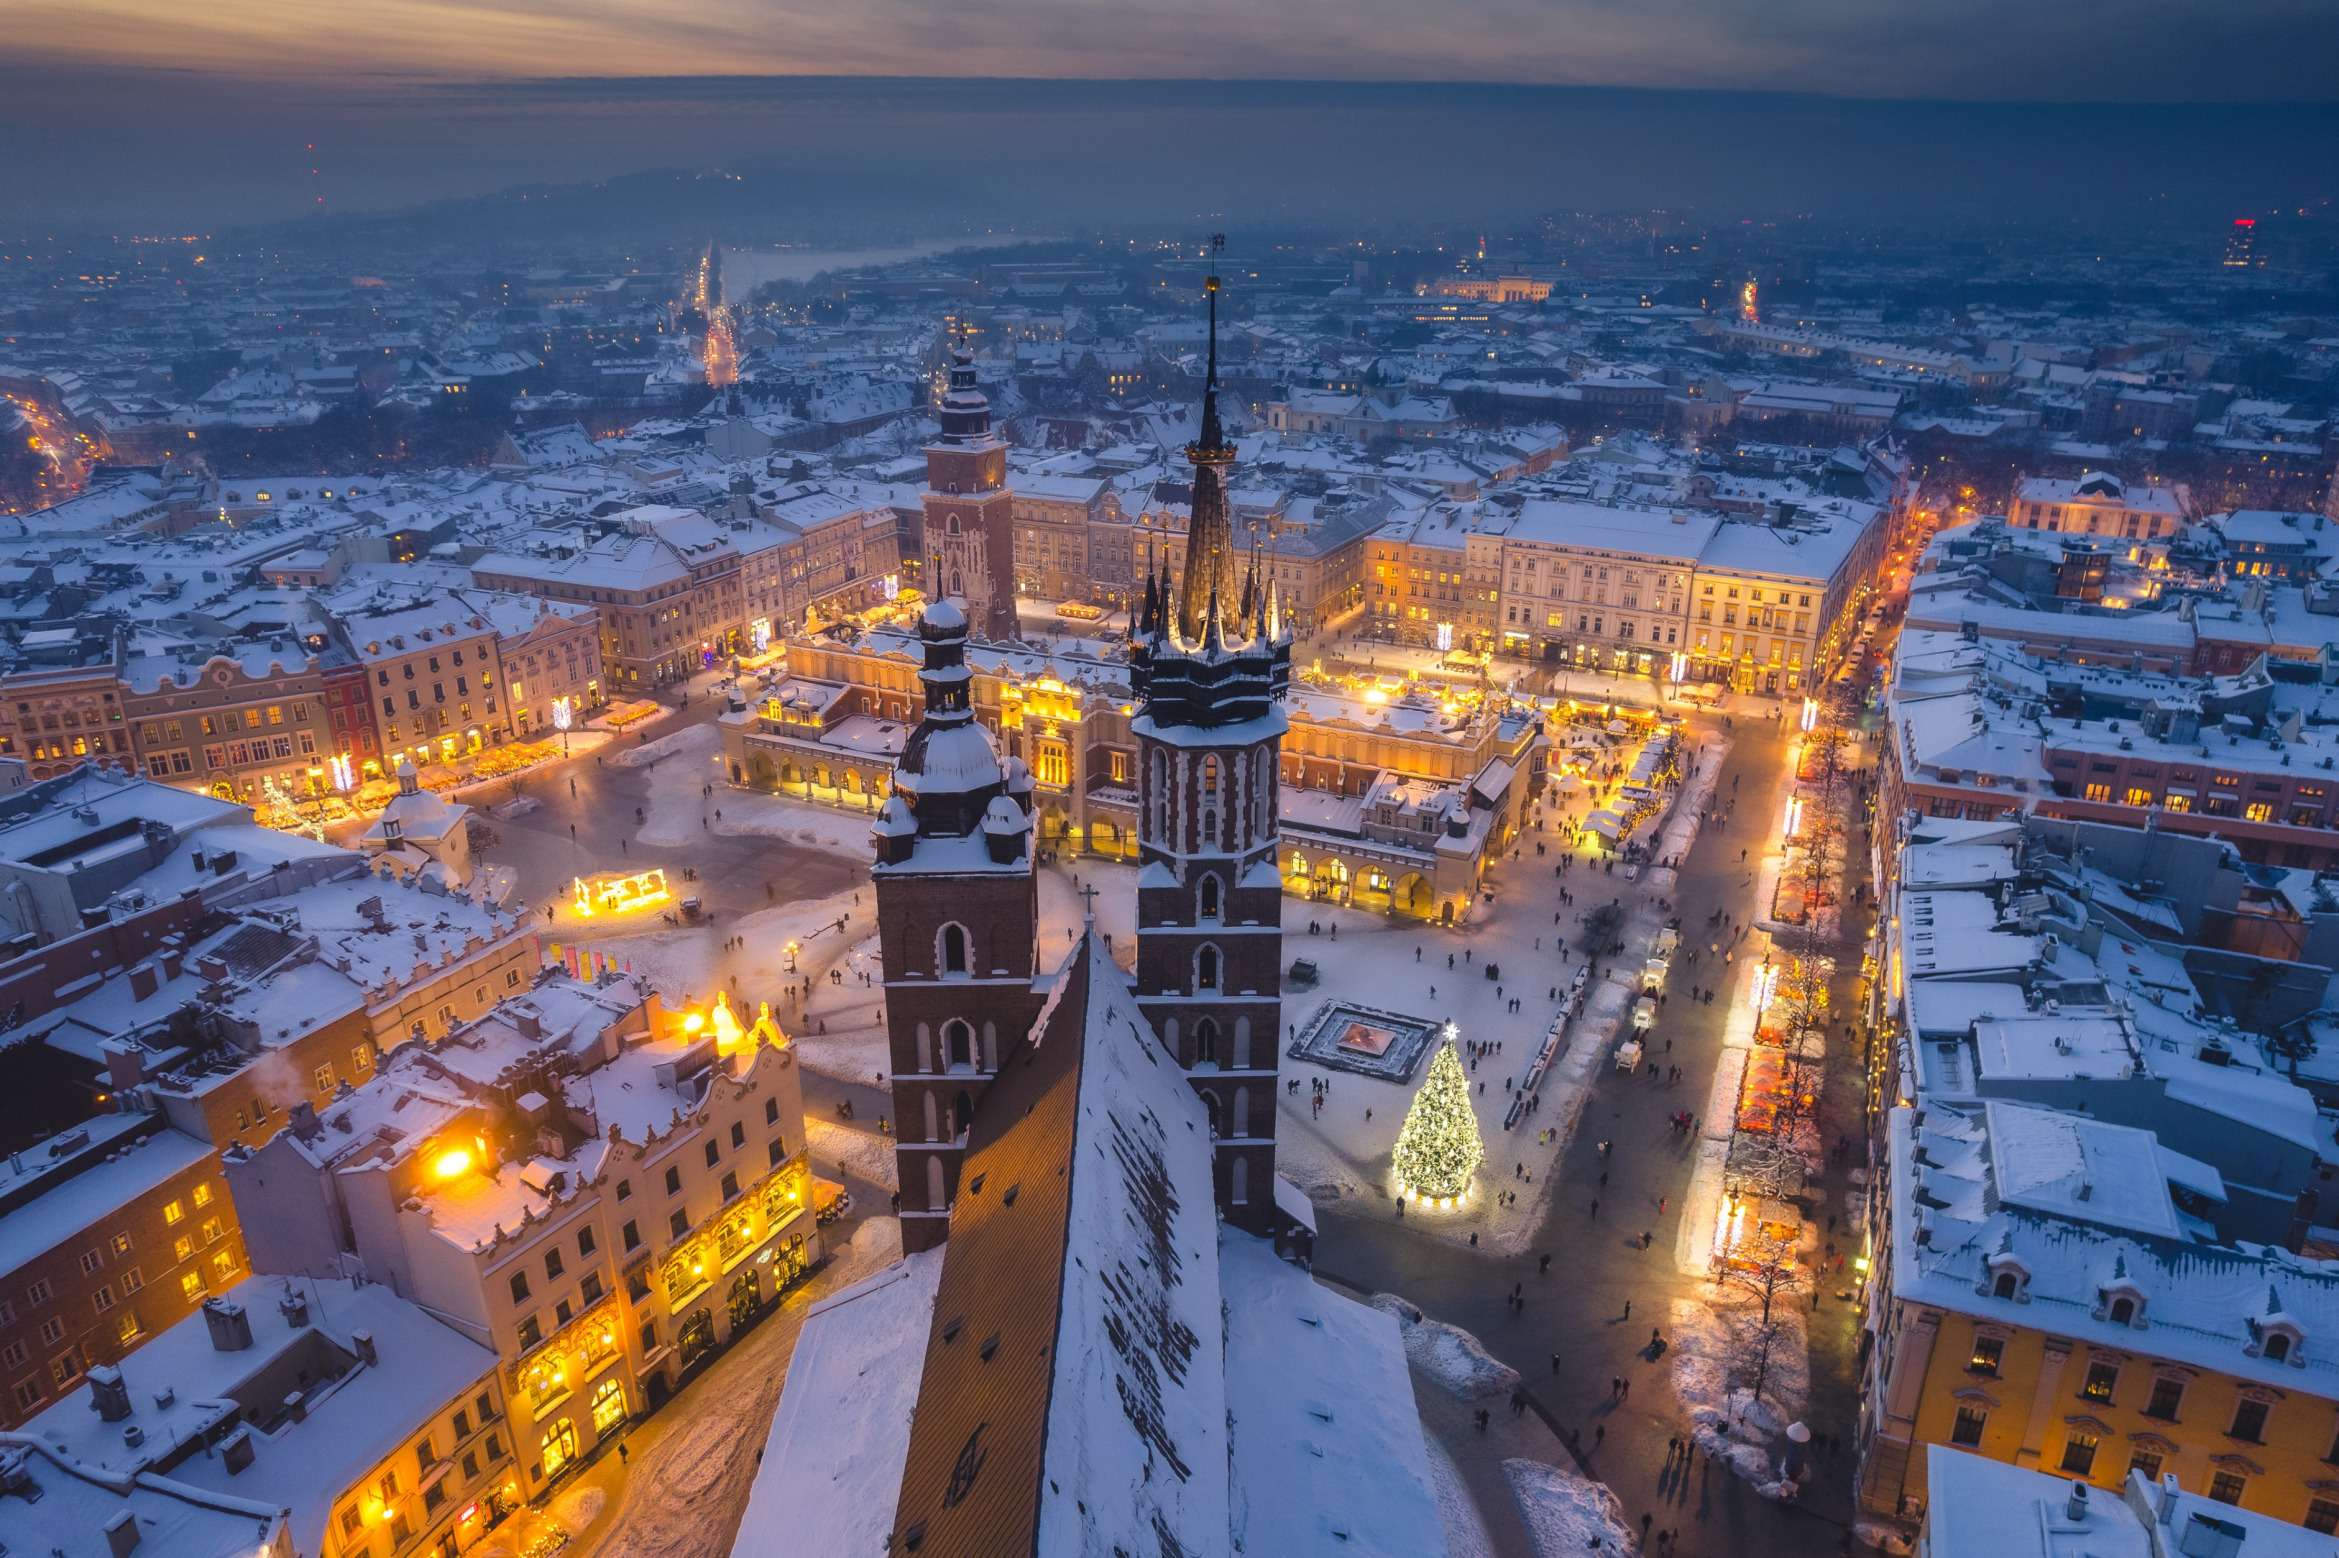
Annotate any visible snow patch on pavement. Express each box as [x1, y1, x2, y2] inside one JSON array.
[[551, 1486, 606, 1534], [1371, 1292, 1521, 1399], [1668, 1290, 1809, 1500], [1502, 1457, 1639, 1557], [806, 1118, 899, 1192], [1422, 1430, 1495, 1558], [609, 724, 709, 768]]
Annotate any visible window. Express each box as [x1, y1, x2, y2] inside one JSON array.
[[730, 1120, 746, 1150], [580, 1272, 603, 1304], [616, 1179, 633, 1202], [721, 1171, 741, 1201], [2129, 1448, 2164, 1484], [2231, 1399, 2270, 1442], [765, 1098, 780, 1126], [941, 924, 968, 975], [79, 1248, 103, 1276], [669, 1209, 690, 1239], [92, 1285, 113, 1314], [1968, 1335, 2004, 1375], [11, 1379, 40, 1410], [2058, 1431, 2098, 1477], [769, 1140, 788, 1167], [37, 1317, 63, 1346], [0, 1340, 21, 1369], [200, 1218, 222, 1246], [509, 1271, 530, 1304], [2082, 1362, 2118, 1403], [704, 1141, 721, 1170], [622, 1220, 641, 1252], [2266, 1332, 2293, 1363], [516, 1315, 541, 1350], [120, 1268, 142, 1295], [163, 1200, 184, 1225], [2145, 1377, 2184, 1420], [2083, 782, 2113, 803], [173, 1236, 193, 1263], [577, 1226, 596, 1257], [544, 1248, 564, 1281], [2308, 1500, 2339, 1536], [2209, 1471, 2246, 1505], [665, 1166, 683, 1196]]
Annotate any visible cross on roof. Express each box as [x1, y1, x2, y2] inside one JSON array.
[[1077, 881, 1100, 922]]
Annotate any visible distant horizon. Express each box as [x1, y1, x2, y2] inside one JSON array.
[[3, 70, 2334, 241]]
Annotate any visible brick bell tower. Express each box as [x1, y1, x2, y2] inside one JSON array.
[[920, 348, 1017, 642], [871, 599, 1044, 1253], [1130, 272, 1294, 1234]]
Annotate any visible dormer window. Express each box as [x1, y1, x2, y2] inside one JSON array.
[[1983, 1253, 2031, 1303]]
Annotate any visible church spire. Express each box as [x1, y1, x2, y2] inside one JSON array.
[[1175, 252, 1240, 644]]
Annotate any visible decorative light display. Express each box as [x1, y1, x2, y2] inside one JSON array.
[[1392, 1035, 1483, 1207]]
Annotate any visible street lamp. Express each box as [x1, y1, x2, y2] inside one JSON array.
[[784, 940, 799, 974], [1800, 696, 1819, 733], [552, 696, 572, 757]]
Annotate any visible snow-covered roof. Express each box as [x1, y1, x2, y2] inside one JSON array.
[[1219, 1231, 1442, 1557], [733, 1249, 945, 1558]]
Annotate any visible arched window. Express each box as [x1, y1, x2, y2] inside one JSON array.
[[1195, 1018, 1219, 1066], [1231, 1156, 1249, 1206], [922, 1091, 939, 1142], [1202, 807, 1217, 849], [1199, 874, 1222, 919], [1232, 1086, 1250, 1137], [1993, 1272, 2019, 1299], [2109, 1297, 2135, 1326], [2267, 1333, 2292, 1363], [916, 1021, 934, 1073], [1234, 1017, 1252, 1069], [946, 1020, 973, 1069], [952, 1090, 973, 1141], [1196, 945, 1221, 991], [1202, 1090, 1222, 1138], [925, 1155, 946, 1210], [941, 924, 968, 976], [1203, 754, 1220, 795]]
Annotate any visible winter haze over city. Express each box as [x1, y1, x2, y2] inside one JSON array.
[[3, 4, 2339, 1557]]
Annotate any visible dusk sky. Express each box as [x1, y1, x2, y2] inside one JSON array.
[[5, 1, 2337, 235], [13, 0, 2338, 99]]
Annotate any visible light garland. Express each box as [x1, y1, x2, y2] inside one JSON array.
[[1393, 1037, 1483, 1206]]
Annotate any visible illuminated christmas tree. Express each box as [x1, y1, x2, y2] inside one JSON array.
[[1393, 1037, 1483, 1205]]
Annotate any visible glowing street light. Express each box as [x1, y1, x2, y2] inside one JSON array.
[[1800, 696, 1819, 732], [1435, 621, 1453, 652], [1784, 795, 1804, 838], [552, 695, 573, 756]]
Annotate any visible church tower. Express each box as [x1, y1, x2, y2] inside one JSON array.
[[871, 599, 1044, 1253], [1130, 274, 1294, 1234], [920, 349, 1018, 641]]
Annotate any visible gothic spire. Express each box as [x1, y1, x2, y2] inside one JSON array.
[[1175, 266, 1240, 644]]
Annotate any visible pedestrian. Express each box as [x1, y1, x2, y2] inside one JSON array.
[[1590, 1198, 1599, 1220], [1623, 1299, 1631, 1319], [618, 1443, 629, 1464], [1551, 1352, 1561, 1374], [1595, 1424, 1605, 1447]]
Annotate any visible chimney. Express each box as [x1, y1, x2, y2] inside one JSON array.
[[128, 962, 159, 1002], [278, 1290, 309, 1329], [351, 1329, 377, 1367], [284, 1389, 308, 1423], [2066, 1480, 2088, 1522], [2158, 1472, 2181, 1526], [220, 1425, 255, 1474], [159, 948, 183, 980], [86, 1363, 131, 1422], [202, 1297, 253, 1352], [289, 1101, 321, 1143], [104, 1508, 142, 1558], [2286, 1186, 2316, 1254]]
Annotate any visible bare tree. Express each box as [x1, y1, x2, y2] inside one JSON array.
[[1717, 1222, 1803, 1406]]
